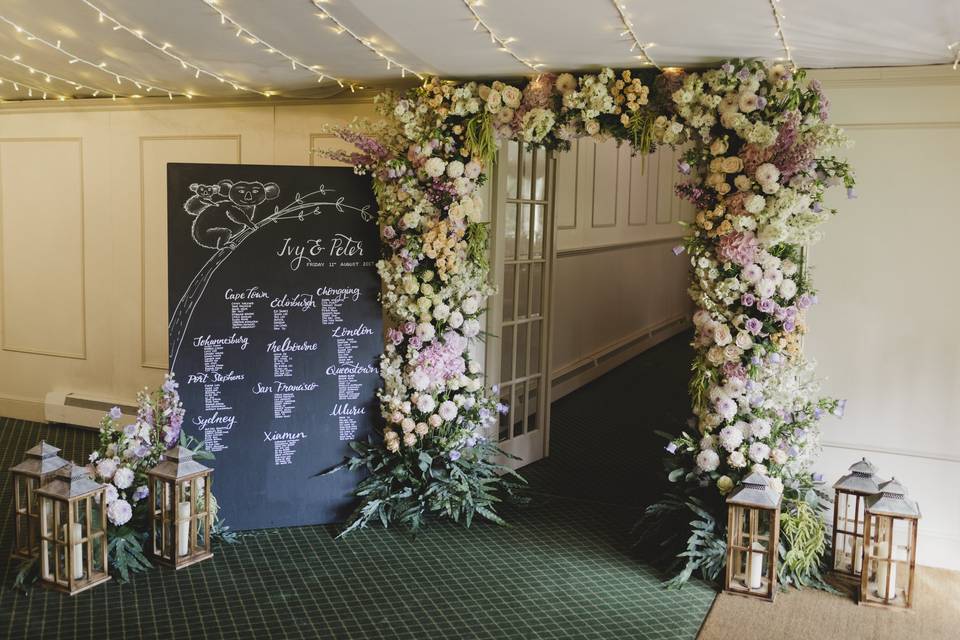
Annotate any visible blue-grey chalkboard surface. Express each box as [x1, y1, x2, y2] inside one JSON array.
[[167, 163, 382, 530]]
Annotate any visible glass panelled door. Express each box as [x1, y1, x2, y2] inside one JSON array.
[[486, 141, 555, 468]]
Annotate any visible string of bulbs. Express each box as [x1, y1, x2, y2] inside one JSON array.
[[0, 74, 65, 101], [768, 0, 794, 67], [0, 14, 187, 99], [79, 0, 271, 97], [950, 42, 959, 70], [311, 0, 422, 80], [610, 1, 659, 68], [0, 52, 116, 98], [199, 0, 351, 90], [461, 0, 542, 72]]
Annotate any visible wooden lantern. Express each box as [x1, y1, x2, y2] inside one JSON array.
[[9, 441, 70, 560], [724, 472, 782, 602], [35, 463, 110, 595], [147, 446, 213, 569], [831, 457, 882, 578], [859, 478, 920, 610]]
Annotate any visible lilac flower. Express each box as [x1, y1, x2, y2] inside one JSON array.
[[109, 406, 123, 420], [811, 472, 824, 483], [387, 328, 404, 346], [737, 67, 751, 80], [132, 485, 149, 502], [448, 450, 461, 462], [721, 62, 734, 75], [672, 245, 685, 256], [787, 446, 799, 457], [812, 201, 823, 213], [466, 437, 477, 448], [783, 319, 796, 333], [795, 428, 807, 440], [677, 160, 691, 175], [665, 442, 678, 454], [751, 356, 762, 366], [496, 403, 509, 415], [767, 352, 783, 365], [797, 293, 813, 310], [162, 377, 178, 393], [745, 317, 763, 335], [846, 187, 857, 199], [813, 407, 824, 418], [382, 226, 396, 240], [408, 336, 423, 350], [833, 399, 847, 417], [757, 96, 768, 109], [741, 293, 756, 307], [491, 384, 499, 394], [757, 298, 775, 314]]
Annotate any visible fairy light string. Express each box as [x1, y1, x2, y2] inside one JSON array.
[[0, 52, 118, 99], [950, 41, 959, 70], [610, 1, 659, 68], [199, 0, 349, 89], [79, 0, 272, 96], [311, 0, 422, 80], [0, 74, 64, 100], [0, 14, 187, 99], [768, 0, 794, 66], [460, 0, 542, 71]]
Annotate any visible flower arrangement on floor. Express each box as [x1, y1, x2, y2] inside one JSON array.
[[13, 374, 235, 590], [325, 59, 853, 587]]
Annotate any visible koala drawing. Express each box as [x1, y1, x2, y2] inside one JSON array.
[[183, 180, 279, 250]]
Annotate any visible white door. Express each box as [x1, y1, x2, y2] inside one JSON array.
[[485, 141, 556, 469]]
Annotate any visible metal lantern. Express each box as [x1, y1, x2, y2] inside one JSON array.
[[147, 446, 213, 569], [859, 478, 920, 610], [35, 463, 110, 595], [9, 441, 70, 560], [831, 457, 882, 578], [724, 472, 782, 602]]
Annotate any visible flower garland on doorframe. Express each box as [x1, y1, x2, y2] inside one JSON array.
[[324, 60, 854, 588]]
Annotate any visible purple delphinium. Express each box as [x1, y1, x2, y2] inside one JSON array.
[[665, 442, 678, 454], [448, 450, 461, 462], [110, 406, 123, 420]]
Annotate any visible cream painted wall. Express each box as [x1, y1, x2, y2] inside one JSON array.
[[549, 137, 694, 398], [805, 66, 960, 570], [0, 99, 375, 421]]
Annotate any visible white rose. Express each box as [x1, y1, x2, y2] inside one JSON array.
[[738, 92, 759, 113], [447, 311, 464, 329], [403, 432, 417, 447], [462, 318, 480, 337], [755, 279, 776, 299], [769, 477, 784, 495], [446, 160, 465, 178], [754, 163, 780, 186], [438, 400, 458, 421], [771, 448, 788, 465], [735, 332, 753, 350], [744, 194, 766, 214], [461, 297, 480, 315], [113, 466, 134, 490], [713, 324, 732, 346], [433, 303, 450, 321], [416, 322, 436, 342], [696, 449, 720, 472], [781, 260, 798, 276], [728, 451, 747, 468], [778, 279, 797, 300], [502, 85, 522, 108], [424, 157, 446, 178]]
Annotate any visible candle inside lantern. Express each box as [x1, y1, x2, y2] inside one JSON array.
[[63, 522, 84, 580], [749, 541, 765, 590], [875, 544, 897, 599], [177, 501, 191, 557]]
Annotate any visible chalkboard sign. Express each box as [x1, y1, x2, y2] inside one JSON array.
[[166, 163, 382, 530]]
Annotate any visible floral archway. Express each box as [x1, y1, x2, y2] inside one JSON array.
[[325, 59, 854, 587]]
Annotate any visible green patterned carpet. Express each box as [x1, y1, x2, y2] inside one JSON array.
[[0, 332, 714, 639]]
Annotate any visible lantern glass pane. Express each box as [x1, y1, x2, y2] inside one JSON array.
[[43, 538, 55, 580], [28, 477, 38, 512], [92, 533, 105, 574], [15, 477, 26, 513], [56, 538, 68, 585], [91, 496, 104, 534], [56, 502, 68, 543], [41, 498, 53, 538]]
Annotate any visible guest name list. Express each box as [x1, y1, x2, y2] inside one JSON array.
[[168, 164, 381, 529]]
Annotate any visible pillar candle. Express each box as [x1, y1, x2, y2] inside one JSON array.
[[64, 523, 83, 580], [178, 502, 191, 557], [875, 544, 897, 599], [749, 542, 765, 590]]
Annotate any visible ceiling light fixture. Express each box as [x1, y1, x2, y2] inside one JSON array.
[[197, 0, 349, 90], [78, 0, 270, 97], [767, 0, 794, 67], [310, 0, 422, 80], [0, 14, 186, 98], [460, 0, 543, 72], [610, 1, 659, 68]]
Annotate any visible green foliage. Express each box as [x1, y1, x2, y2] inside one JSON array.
[[108, 525, 153, 583], [12, 558, 39, 594], [464, 112, 496, 166], [466, 222, 491, 272], [323, 436, 525, 537], [778, 493, 837, 591]]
